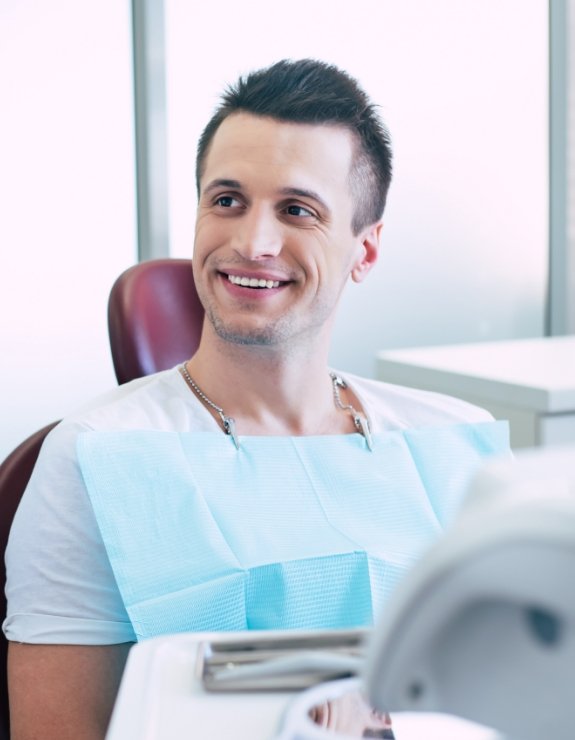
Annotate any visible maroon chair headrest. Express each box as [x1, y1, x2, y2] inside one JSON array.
[[108, 259, 204, 385]]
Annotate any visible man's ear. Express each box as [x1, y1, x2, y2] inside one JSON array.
[[351, 221, 382, 283]]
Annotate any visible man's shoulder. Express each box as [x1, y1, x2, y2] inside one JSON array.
[[53, 366, 198, 441], [68, 368, 178, 424], [341, 371, 493, 431]]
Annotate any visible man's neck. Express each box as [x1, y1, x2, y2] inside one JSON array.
[[184, 330, 349, 437]]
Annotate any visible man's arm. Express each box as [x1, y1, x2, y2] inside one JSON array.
[[8, 641, 132, 740]]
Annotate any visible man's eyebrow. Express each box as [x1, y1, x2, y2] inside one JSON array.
[[201, 181, 331, 213], [279, 187, 330, 212], [202, 178, 242, 195]]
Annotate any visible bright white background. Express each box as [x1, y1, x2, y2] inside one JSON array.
[[1, 0, 549, 460], [0, 1, 137, 459], [166, 0, 549, 377]]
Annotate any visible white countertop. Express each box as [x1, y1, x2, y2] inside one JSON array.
[[377, 336, 575, 412]]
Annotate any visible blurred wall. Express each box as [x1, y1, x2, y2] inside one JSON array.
[[165, 0, 548, 377], [0, 0, 549, 460], [0, 0, 137, 459]]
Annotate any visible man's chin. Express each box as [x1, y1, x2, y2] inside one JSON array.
[[203, 302, 331, 349], [210, 317, 285, 347], [215, 329, 279, 346]]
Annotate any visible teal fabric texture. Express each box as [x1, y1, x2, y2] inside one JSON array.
[[77, 421, 509, 640]]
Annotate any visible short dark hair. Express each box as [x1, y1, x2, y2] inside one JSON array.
[[196, 59, 392, 235]]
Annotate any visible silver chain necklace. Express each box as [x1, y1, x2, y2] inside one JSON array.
[[179, 363, 373, 451], [180, 362, 240, 448], [329, 371, 373, 450]]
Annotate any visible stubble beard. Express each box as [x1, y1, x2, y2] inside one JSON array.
[[202, 295, 335, 348], [203, 299, 295, 346]]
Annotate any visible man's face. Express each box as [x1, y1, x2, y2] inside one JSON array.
[[193, 112, 380, 349]]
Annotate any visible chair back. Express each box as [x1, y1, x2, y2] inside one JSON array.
[[0, 421, 59, 738], [0, 258, 204, 732], [108, 258, 204, 384]]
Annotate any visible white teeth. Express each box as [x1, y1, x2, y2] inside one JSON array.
[[227, 274, 280, 289]]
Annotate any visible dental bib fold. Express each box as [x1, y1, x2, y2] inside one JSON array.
[[77, 421, 509, 640]]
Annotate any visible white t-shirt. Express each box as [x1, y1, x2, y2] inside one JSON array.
[[4, 367, 492, 645]]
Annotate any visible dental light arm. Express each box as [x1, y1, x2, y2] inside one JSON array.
[[364, 445, 575, 740]]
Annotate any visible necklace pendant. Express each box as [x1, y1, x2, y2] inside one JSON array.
[[355, 413, 373, 451], [223, 416, 240, 449]]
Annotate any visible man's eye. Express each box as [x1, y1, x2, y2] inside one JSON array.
[[285, 204, 313, 217], [215, 195, 240, 208]]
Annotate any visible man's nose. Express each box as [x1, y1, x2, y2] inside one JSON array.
[[231, 206, 282, 260]]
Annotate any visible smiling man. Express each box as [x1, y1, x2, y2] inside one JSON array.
[[189, 110, 381, 439], [5, 60, 509, 739], [193, 113, 378, 355]]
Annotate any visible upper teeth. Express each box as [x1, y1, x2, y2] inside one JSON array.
[[228, 275, 280, 289]]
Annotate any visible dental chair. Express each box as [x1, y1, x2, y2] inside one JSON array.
[[108, 258, 203, 384], [0, 258, 204, 737], [0, 422, 59, 739]]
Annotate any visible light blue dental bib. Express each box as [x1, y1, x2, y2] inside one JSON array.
[[77, 421, 509, 641]]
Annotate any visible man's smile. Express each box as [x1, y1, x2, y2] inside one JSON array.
[[226, 273, 282, 289]]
